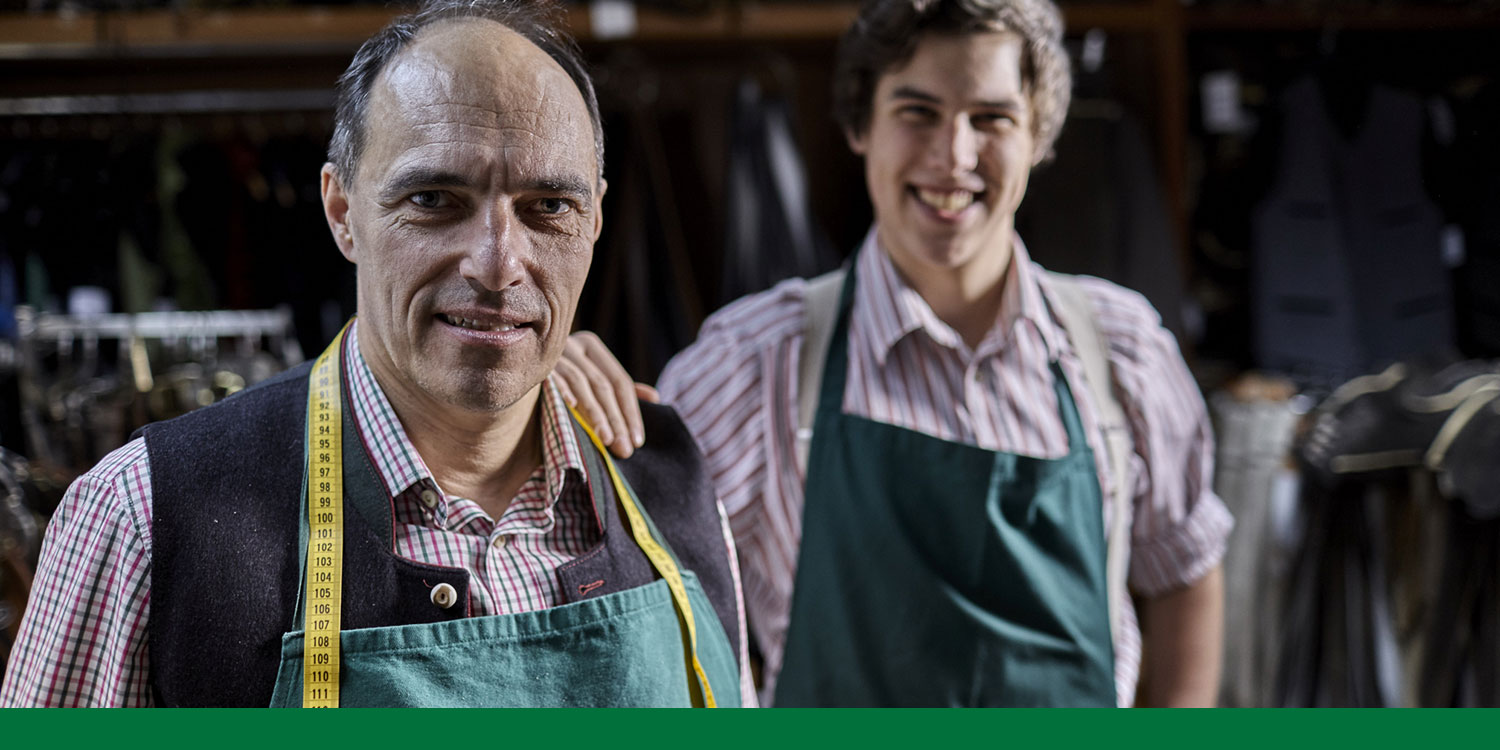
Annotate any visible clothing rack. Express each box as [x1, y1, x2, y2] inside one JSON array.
[[12, 305, 305, 474], [0, 88, 335, 117], [15, 306, 298, 343]]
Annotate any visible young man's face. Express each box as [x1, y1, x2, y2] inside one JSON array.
[[849, 31, 1037, 286], [322, 20, 604, 415]]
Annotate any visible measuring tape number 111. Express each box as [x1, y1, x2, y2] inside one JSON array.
[[302, 324, 348, 708]]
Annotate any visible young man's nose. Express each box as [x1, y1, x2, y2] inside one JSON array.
[[930, 116, 980, 175]]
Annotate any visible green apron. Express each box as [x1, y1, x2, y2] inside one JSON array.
[[266, 397, 741, 708], [774, 262, 1116, 707]]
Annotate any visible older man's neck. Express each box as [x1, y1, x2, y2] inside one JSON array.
[[390, 384, 545, 522]]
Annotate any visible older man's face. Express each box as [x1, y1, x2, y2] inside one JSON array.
[[324, 20, 602, 414]]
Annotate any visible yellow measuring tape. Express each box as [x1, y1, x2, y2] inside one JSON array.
[[293, 325, 709, 708], [568, 406, 717, 708], [302, 323, 349, 708]]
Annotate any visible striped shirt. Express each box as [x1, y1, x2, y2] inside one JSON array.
[[658, 228, 1233, 707], [1, 321, 753, 706]]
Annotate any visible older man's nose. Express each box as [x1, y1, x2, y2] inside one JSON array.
[[461, 208, 528, 292]]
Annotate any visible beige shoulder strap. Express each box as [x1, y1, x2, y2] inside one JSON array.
[[795, 269, 847, 476], [1043, 270, 1133, 658]]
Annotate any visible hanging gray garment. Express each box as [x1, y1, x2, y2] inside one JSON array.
[[1251, 78, 1451, 388], [1209, 393, 1301, 707]]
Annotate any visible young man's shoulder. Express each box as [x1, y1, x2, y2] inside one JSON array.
[[699, 277, 815, 348], [1042, 269, 1164, 332], [660, 276, 816, 402]]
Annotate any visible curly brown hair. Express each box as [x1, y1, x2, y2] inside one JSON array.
[[833, 0, 1072, 163]]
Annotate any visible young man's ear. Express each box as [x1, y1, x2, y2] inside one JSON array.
[[844, 126, 869, 157], [321, 163, 356, 263]]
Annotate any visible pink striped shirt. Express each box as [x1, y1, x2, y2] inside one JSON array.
[[658, 229, 1233, 707], [1, 321, 752, 706]]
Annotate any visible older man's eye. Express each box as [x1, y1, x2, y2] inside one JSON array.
[[536, 198, 572, 215], [409, 191, 447, 209]]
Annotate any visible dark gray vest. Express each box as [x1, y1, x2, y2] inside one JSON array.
[[1252, 77, 1452, 386], [141, 362, 739, 707]]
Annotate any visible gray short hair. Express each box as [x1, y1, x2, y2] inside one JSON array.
[[328, 0, 604, 183], [833, 0, 1072, 162]]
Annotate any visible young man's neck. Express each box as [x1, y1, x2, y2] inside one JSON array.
[[360, 341, 546, 521], [882, 229, 1016, 350]]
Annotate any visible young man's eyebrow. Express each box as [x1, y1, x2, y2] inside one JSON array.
[[889, 85, 1024, 112], [889, 85, 942, 104]]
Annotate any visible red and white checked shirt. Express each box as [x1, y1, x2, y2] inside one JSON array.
[[1, 321, 753, 707], [657, 229, 1233, 707]]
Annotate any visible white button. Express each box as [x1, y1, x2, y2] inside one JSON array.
[[492, 536, 509, 550], [430, 582, 458, 609], [420, 489, 439, 509]]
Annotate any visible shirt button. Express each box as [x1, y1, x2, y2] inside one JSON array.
[[492, 535, 509, 550], [420, 489, 439, 509], [430, 582, 458, 610]]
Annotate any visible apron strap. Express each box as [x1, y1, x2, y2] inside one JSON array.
[[796, 268, 849, 476], [1041, 271, 1133, 665]]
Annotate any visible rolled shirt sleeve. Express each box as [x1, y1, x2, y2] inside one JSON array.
[[1077, 276, 1234, 597], [1, 439, 155, 707]]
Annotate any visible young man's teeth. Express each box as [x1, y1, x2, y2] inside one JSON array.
[[445, 315, 515, 332], [916, 188, 975, 212]]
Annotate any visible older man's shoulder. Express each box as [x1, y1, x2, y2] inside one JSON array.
[[135, 360, 314, 448]]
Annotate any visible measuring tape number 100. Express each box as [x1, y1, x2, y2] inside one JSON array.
[[302, 325, 348, 708]]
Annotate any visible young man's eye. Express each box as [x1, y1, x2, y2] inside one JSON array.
[[898, 105, 938, 122], [973, 113, 1015, 128]]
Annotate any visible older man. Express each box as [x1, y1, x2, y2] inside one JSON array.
[[1, 0, 750, 707], [559, 0, 1231, 707]]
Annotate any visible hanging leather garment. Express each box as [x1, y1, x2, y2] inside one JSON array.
[[721, 77, 837, 306], [1282, 359, 1500, 706], [1017, 105, 1186, 341], [1251, 77, 1452, 390], [1446, 81, 1500, 358], [583, 62, 705, 383]]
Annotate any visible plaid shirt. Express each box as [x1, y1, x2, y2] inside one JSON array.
[[658, 229, 1233, 706], [1, 322, 753, 706]]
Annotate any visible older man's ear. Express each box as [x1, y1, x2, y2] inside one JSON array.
[[591, 177, 608, 244], [321, 163, 357, 263]]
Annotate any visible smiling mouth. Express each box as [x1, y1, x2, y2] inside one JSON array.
[[438, 313, 528, 332], [913, 187, 981, 213]]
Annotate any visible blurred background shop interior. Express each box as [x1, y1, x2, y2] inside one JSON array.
[[2, 0, 1499, 705]]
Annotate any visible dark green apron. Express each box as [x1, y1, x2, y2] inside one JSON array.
[[266, 409, 742, 708], [774, 263, 1116, 707]]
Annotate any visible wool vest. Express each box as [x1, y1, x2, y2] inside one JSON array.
[[1252, 77, 1451, 387], [141, 362, 739, 707]]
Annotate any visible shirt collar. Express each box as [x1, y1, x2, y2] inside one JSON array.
[[342, 320, 588, 523], [854, 226, 1062, 365]]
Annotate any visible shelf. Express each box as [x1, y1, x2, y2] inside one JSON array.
[[1185, 4, 1500, 31], [0, 2, 1176, 58]]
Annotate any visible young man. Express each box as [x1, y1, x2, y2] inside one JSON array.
[[2, 0, 751, 707], [558, 0, 1230, 707]]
